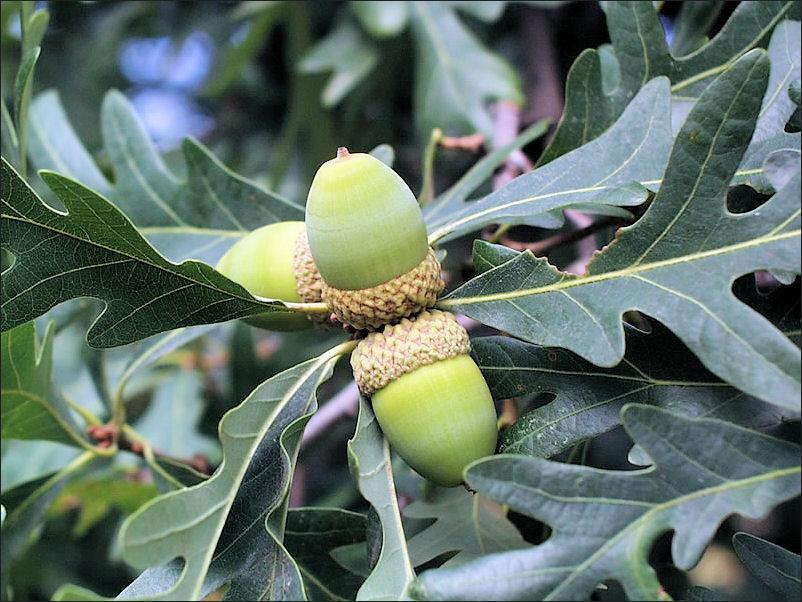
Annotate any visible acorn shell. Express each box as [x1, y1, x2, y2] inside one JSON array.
[[372, 354, 498, 487], [305, 150, 429, 290], [215, 221, 312, 331]]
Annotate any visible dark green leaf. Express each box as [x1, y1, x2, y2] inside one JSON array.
[[732, 532, 801, 600], [284, 507, 367, 600], [426, 77, 671, 243], [1, 321, 91, 448], [116, 346, 345, 600], [347, 397, 415, 600], [439, 52, 801, 410], [405, 487, 526, 568], [474, 323, 791, 459], [539, 1, 798, 165], [1, 158, 297, 347], [411, 405, 801, 601]]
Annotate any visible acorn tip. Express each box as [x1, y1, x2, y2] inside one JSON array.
[[336, 146, 350, 159]]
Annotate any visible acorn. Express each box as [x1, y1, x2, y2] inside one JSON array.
[[305, 148, 445, 330], [351, 310, 498, 487], [215, 221, 324, 330]]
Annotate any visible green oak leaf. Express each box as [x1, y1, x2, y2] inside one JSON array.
[[347, 397, 415, 601], [474, 322, 792, 459], [27, 90, 304, 264], [1, 157, 297, 348], [738, 19, 801, 192], [408, 1, 522, 141], [134, 369, 219, 461], [425, 76, 671, 243], [115, 345, 346, 601], [47, 473, 158, 537], [1, 452, 100, 598], [539, 0, 799, 165], [405, 486, 526, 568], [284, 507, 367, 600], [438, 51, 801, 410], [670, 1, 724, 57], [422, 120, 550, 225], [1, 321, 92, 449], [411, 405, 801, 601], [299, 19, 379, 108], [732, 532, 801, 600]]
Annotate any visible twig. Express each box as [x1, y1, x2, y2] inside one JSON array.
[[491, 101, 533, 190], [302, 381, 360, 444], [498, 216, 626, 257], [439, 133, 485, 152]]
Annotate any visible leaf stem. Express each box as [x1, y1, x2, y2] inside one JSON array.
[[282, 301, 332, 315], [418, 128, 443, 206]]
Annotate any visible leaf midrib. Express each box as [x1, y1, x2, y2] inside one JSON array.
[[439, 228, 800, 306], [0, 209, 275, 311], [545, 464, 800, 599]]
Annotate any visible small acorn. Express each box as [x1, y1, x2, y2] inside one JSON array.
[[351, 310, 498, 487], [215, 221, 324, 330], [305, 147, 445, 330]]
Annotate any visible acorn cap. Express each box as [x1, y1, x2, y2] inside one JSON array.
[[305, 148, 429, 290], [351, 309, 471, 396], [324, 247, 444, 331]]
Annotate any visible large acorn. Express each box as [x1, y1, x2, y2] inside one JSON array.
[[305, 148, 444, 330], [215, 221, 324, 330], [351, 310, 498, 487]]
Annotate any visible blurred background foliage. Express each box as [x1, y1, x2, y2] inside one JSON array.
[[1, 2, 797, 601]]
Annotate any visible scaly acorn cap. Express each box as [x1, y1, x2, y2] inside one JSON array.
[[351, 309, 471, 396], [305, 147, 429, 290], [351, 309, 497, 487], [216, 221, 325, 330], [323, 247, 444, 331], [292, 230, 328, 324]]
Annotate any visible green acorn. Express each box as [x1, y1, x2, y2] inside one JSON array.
[[215, 221, 324, 330], [305, 148, 444, 330], [351, 310, 498, 487]]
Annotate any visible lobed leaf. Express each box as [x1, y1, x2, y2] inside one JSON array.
[[1, 321, 91, 448], [404, 487, 526, 568], [732, 532, 801, 600], [284, 507, 368, 600], [439, 51, 801, 410], [115, 346, 345, 600], [539, 0, 799, 164], [27, 90, 303, 264], [411, 405, 802, 601], [426, 77, 672, 243], [474, 322, 792, 459], [1, 158, 296, 347], [408, 1, 522, 141]]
